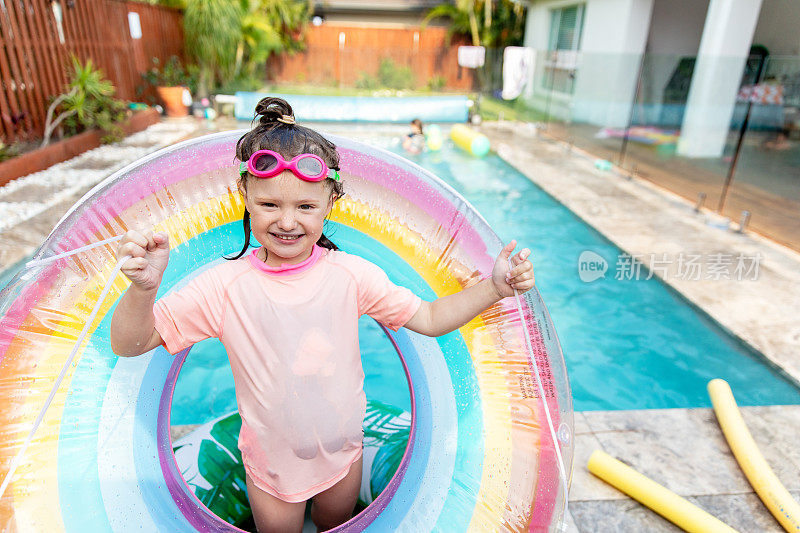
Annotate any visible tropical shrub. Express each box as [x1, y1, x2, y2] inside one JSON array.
[[0, 140, 20, 162], [184, 0, 242, 96], [183, 0, 312, 96], [355, 72, 380, 91], [423, 0, 527, 48], [41, 56, 128, 147], [427, 75, 447, 92], [377, 58, 415, 90], [142, 56, 196, 88]]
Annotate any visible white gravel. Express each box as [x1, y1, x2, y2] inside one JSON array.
[[0, 120, 199, 232]]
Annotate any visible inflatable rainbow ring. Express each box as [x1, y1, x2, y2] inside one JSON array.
[[0, 131, 573, 531]]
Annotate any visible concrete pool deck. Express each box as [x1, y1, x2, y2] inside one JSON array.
[[1, 117, 798, 531]]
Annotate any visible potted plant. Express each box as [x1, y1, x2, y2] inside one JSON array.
[[142, 56, 194, 117]]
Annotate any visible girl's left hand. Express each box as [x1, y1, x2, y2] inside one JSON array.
[[491, 240, 535, 298]]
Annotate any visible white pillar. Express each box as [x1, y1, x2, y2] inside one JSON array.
[[571, 0, 655, 128], [677, 0, 763, 158]]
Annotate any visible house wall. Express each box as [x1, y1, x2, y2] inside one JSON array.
[[572, 0, 654, 127], [522, 0, 655, 126], [646, 0, 708, 56], [637, 0, 709, 125], [752, 0, 800, 55]]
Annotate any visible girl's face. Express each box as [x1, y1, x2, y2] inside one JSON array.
[[240, 171, 334, 267]]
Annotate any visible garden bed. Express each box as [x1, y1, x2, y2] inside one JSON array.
[[0, 108, 160, 188]]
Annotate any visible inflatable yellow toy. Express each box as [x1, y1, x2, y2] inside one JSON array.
[[709, 379, 800, 532], [425, 124, 443, 151], [450, 124, 490, 157], [588, 450, 738, 533]]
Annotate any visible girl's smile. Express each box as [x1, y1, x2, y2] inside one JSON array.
[[240, 171, 334, 268]]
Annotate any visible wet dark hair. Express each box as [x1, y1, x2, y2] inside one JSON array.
[[228, 97, 344, 260]]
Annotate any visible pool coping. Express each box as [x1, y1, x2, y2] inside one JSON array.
[[481, 121, 800, 387], [567, 405, 800, 532]]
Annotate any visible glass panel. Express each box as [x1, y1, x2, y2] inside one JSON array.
[[722, 55, 800, 251], [616, 52, 737, 210]]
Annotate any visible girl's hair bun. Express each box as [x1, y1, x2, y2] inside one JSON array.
[[255, 97, 294, 126]]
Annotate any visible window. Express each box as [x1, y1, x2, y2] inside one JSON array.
[[549, 5, 584, 52], [545, 4, 585, 94]]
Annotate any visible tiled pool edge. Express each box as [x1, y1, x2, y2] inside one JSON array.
[[567, 405, 800, 532], [482, 121, 800, 387]]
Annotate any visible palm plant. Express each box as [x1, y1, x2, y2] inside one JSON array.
[[423, 0, 526, 48], [424, 0, 480, 46], [183, 0, 242, 96], [234, 0, 311, 80], [41, 56, 127, 147], [183, 0, 311, 95]]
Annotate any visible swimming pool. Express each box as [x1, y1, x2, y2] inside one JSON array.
[[168, 130, 799, 424]]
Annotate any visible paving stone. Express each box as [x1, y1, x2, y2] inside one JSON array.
[[573, 411, 591, 436], [562, 508, 580, 533], [569, 499, 682, 533], [687, 493, 785, 532], [169, 424, 199, 441], [737, 405, 800, 491], [570, 431, 624, 502], [583, 408, 752, 496]]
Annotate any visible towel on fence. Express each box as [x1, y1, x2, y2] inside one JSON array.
[[458, 46, 485, 69], [502, 46, 536, 100]]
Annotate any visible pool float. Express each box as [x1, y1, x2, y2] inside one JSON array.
[[0, 131, 572, 531], [588, 450, 738, 533], [450, 124, 491, 157], [425, 124, 443, 152], [708, 379, 800, 532]]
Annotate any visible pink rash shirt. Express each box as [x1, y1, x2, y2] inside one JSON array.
[[152, 245, 422, 502]]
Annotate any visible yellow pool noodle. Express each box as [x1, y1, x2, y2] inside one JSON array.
[[450, 124, 490, 157], [588, 450, 738, 533], [708, 379, 800, 532]]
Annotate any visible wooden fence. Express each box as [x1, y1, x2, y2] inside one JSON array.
[[0, 0, 183, 144], [268, 24, 477, 91]]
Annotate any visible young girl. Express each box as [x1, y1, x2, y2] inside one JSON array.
[[402, 118, 425, 154], [109, 97, 535, 533]]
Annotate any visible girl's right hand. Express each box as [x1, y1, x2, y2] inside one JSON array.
[[117, 230, 170, 291]]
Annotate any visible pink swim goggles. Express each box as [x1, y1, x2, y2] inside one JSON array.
[[239, 150, 340, 182]]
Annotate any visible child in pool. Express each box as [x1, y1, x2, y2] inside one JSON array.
[[402, 118, 425, 154], [109, 97, 535, 533]]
